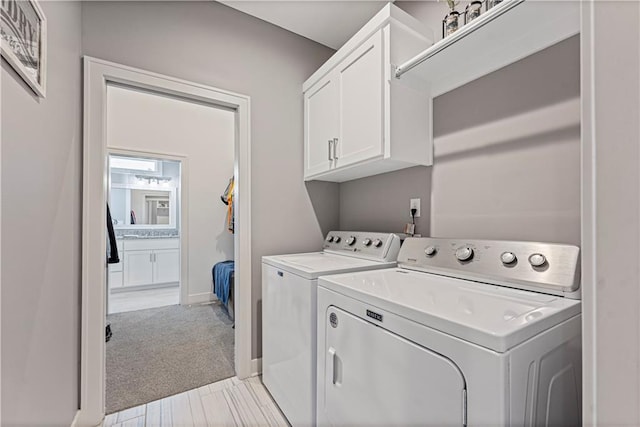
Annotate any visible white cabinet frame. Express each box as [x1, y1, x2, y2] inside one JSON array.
[[303, 4, 434, 183]]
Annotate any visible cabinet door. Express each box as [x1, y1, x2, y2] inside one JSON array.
[[108, 271, 123, 289], [153, 248, 180, 284], [304, 73, 339, 178], [336, 30, 385, 168], [124, 250, 154, 286]]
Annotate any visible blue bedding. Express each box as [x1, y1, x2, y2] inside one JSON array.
[[212, 260, 234, 305]]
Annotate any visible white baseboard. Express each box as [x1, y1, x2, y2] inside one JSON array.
[[70, 410, 79, 427], [69, 410, 84, 427], [184, 292, 214, 305], [251, 358, 262, 377], [111, 281, 178, 293]]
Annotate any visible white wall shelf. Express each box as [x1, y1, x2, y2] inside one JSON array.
[[395, 0, 580, 97]]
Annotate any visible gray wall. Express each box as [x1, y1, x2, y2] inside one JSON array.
[[339, 167, 431, 235], [339, 10, 580, 246], [1, 2, 82, 426], [430, 35, 580, 244], [81, 1, 336, 359]]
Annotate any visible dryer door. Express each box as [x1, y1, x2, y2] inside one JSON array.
[[321, 307, 467, 426]]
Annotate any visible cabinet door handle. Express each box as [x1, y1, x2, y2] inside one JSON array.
[[328, 139, 333, 161], [150, 253, 153, 263], [333, 138, 339, 160]]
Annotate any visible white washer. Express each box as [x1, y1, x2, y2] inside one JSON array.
[[317, 237, 582, 427], [262, 231, 401, 427]]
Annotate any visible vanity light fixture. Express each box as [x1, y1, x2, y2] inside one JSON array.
[[135, 174, 173, 184]]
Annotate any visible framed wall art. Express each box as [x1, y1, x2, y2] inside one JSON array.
[[1, 0, 47, 97]]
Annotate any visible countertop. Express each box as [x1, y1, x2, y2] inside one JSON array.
[[117, 234, 179, 240]]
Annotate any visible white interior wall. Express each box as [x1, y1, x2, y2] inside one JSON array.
[[106, 85, 235, 301]]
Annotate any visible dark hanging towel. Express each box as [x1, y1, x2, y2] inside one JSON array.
[[107, 204, 119, 264], [106, 204, 119, 343]]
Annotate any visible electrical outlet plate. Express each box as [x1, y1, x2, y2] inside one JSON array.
[[410, 198, 421, 217]]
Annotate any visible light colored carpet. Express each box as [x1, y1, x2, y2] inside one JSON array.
[[106, 302, 234, 414]]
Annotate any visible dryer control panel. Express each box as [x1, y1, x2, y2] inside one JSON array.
[[398, 238, 581, 298], [323, 231, 401, 263]]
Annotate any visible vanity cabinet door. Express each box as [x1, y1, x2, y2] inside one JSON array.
[[124, 250, 154, 287], [108, 242, 124, 288], [153, 249, 180, 284], [108, 270, 123, 289]]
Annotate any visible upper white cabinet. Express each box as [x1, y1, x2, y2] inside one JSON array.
[[303, 4, 434, 182]]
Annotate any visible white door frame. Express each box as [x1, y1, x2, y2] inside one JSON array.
[[106, 148, 188, 309], [79, 57, 252, 426]]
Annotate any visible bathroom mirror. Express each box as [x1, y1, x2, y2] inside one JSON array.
[[108, 154, 180, 229]]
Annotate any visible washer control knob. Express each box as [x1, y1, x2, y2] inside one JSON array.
[[363, 238, 372, 247], [529, 253, 547, 267], [333, 236, 341, 243], [455, 246, 474, 262], [424, 246, 437, 257], [372, 239, 383, 248], [346, 236, 357, 246], [325, 235, 334, 243], [501, 251, 517, 265]]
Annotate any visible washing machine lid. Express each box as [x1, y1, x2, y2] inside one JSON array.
[[318, 268, 581, 353], [262, 252, 396, 280]]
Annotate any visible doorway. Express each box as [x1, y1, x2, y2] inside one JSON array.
[[103, 83, 238, 412], [80, 57, 252, 426]]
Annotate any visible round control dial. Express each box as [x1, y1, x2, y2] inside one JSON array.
[[424, 246, 437, 257], [529, 253, 547, 267], [455, 246, 474, 262], [333, 236, 341, 243], [325, 235, 334, 243], [501, 251, 517, 265], [346, 236, 357, 246], [372, 239, 383, 248], [363, 238, 372, 247]]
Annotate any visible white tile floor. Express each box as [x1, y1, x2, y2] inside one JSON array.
[[109, 286, 180, 314], [103, 376, 289, 427]]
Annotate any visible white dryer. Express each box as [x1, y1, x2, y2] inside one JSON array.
[[262, 231, 401, 427], [317, 237, 582, 427]]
